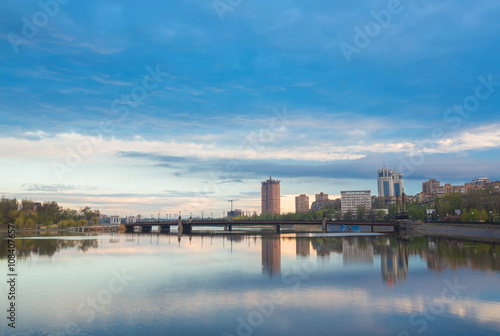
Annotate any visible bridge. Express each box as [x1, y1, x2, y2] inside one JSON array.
[[121, 217, 402, 234]]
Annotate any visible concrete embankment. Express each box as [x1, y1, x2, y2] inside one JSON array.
[[404, 222, 500, 242]]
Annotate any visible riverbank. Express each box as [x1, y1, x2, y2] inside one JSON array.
[[406, 222, 500, 242]]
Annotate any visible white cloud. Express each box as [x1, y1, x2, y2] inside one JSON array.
[[2, 123, 500, 165]]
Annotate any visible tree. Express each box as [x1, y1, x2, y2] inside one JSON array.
[[356, 206, 367, 220], [77, 219, 88, 226], [343, 211, 353, 221], [37, 201, 61, 225], [376, 210, 387, 221], [0, 197, 18, 225], [81, 206, 100, 221], [387, 205, 397, 220], [367, 209, 377, 221]]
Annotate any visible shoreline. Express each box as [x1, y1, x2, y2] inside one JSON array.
[[406, 222, 500, 243]]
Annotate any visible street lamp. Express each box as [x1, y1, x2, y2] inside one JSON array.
[[471, 211, 474, 223], [490, 210, 493, 224]]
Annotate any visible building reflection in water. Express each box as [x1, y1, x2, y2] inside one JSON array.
[[380, 239, 409, 287], [262, 235, 281, 277], [342, 237, 374, 265], [311, 237, 342, 258], [296, 238, 311, 257]]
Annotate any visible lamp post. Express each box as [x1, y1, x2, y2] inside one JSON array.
[[490, 210, 493, 224], [471, 211, 474, 223]]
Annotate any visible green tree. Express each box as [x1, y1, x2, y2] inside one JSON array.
[[376, 210, 387, 221], [77, 219, 88, 226], [0, 197, 18, 224], [80, 206, 100, 221], [356, 206, 367, 220]]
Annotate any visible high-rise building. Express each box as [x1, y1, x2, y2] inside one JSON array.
[[341, 190, 372, 214], [377, 165, 404, 197], [261, 177, 280, 215], [295, 194, 309, 213]]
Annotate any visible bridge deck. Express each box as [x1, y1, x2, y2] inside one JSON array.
[[126, 220, 397, 227]]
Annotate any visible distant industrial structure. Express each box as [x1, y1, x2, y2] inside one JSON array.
[[261, 177, 280, 215]]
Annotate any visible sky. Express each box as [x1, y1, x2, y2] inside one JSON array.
[[1, 0, 500, 216]]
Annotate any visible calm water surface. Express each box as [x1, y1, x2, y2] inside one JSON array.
[[1, 231, 500, 336]]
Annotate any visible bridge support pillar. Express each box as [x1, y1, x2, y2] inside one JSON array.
[[371, 225, 374, 232], [275, 224, 280, 233], [322, 217, 327, 233], [178, 217, 192, 234], [224, 224, 232, 231], [160, 225, 171, 233]]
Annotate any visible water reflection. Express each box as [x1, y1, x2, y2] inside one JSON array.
[[2, 232, 500, 335], [342, 237, 374, 265], [1, 233, 499, 281], [380, 240, 409, 286], [295, 238, 310, 257], [262, 235, 281, 277], [0, 233, 98, 259]]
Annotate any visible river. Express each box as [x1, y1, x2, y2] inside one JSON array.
[[1, 231, 499, 335]]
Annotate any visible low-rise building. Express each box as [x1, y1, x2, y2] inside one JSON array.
[[311, 192, 335, 211], [228, 209, 244, 218]]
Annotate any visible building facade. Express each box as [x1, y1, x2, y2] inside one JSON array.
[[227, 209, 244, 218], [261, 177, 280, 215], [310, 192, 336, 211], [472, 177, 491, 185], [377, 165, 404, 197], [341, 190, 372, 214], [422, 179, 441, 195], [295, 194, 309, 213]]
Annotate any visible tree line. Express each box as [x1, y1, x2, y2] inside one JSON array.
[[0, 197, 100, 228]]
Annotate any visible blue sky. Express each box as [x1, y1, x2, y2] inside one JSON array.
[[1, 0, 500, 216]]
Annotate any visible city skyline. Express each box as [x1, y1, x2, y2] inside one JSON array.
[[2, 1, 500, 216]]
